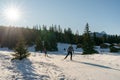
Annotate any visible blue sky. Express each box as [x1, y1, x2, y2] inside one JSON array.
[[0, 0, 120, 35]]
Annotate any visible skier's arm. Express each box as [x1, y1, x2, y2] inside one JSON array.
[[72, 48, 74, 53]]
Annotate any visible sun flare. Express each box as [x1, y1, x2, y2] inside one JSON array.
[[3, 7, 21, 21]]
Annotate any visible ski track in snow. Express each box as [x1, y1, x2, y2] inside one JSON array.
[[0, 51, 120, 80], [0, 52, 15, 80], [0, 52, 68, 80]]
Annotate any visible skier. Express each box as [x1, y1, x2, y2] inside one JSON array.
[[44, 47, 47, 57], [64, 44, 74, 60]]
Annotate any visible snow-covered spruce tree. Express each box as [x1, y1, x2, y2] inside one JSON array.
[[82, 23, 98, 54], [35, 36, 43, 52], [12, 38, 30, 60]]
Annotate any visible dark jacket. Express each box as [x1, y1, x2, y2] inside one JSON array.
[[67, 46, 74, 52]]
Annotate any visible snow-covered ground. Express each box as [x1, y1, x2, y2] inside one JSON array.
[[0, 51, 120, 80], [0, 43, 120, 80]]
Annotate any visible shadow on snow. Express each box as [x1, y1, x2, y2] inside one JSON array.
[[72, 60, 120, 71], [11, 59, 50, 80]]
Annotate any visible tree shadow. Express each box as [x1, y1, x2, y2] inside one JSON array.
[[11, 59, 50, 80], [72, 60, 120, 71]]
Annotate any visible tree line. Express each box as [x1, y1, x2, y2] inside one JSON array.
[[0, 24, 120, 51]]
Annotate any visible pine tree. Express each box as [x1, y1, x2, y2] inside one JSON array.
[[82, 23, 97, 54], [35, 36, 43, 52], [12, 37, 30, 60], [75, 30, 79, 44], [45, 32, 57, 51]]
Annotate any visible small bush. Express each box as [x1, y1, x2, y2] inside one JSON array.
[[100, 44, 109, 48], [82, 49, 98, 55], [110, 46, 119, 52]]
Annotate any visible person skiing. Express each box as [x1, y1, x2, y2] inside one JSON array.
[[64, 44, 74, 60], [43, 47, 47, 57]]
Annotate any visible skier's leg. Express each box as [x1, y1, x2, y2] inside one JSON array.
[[64, 52, 69, 59], [45, 53, 47, 57], [70, 52, 72, 60]]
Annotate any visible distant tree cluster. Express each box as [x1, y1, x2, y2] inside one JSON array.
[[0, 25, 80, 51], [92, 33, 120, 45], [0, 24, 120, 53]]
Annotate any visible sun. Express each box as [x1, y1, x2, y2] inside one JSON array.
[[3, 7, 21, 21]]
